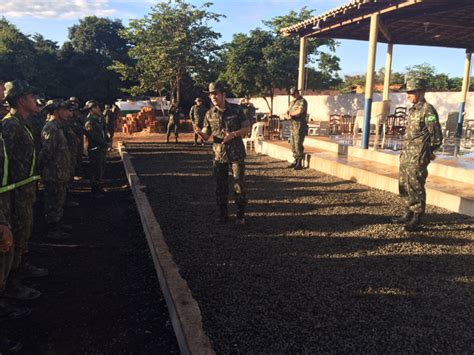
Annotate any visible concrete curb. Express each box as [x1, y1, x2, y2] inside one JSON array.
[[118, 142, 215, 355]]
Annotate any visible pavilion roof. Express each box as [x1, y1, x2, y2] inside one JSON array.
[[281, 0, 474, 50]]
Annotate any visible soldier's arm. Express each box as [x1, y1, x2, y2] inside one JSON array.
[[1, 121, 22, 159], [425, 106, 443, 151], [195, 111, 211, 141], [0, 193, 11, 226], [188, 106, 194, 121], [39, 127, 56, 170]]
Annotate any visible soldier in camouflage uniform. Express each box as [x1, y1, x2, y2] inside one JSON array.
[[189, 98, 207, 145], [39, 100, 73, 239], [2, 80, 45, 301], [83, 100, 108, 198], [240, 96, 256, 127], [67, 97, 86, 177], [104, 104, 120, 150], [286, 87, 308, 170], [195, 82, 251, 224], [392, 78, 443, 230], [166, 102, 180, 143]]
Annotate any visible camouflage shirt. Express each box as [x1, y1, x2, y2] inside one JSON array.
[[84, 114, 108, 151], [39, 119, 71, 182], [288, 97, 308, 123], [25, 112, 46, 167], [2, 112, 36, 184], [168, 106, 181, 125], [63, 122, 78, 168], [400, 99, 443, 166], [0, 136, 10, 225], [189, 104, 207, 126], [203, 102, 250, 163]]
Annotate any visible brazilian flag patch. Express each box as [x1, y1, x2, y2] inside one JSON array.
[[425, 114, 437, 123]]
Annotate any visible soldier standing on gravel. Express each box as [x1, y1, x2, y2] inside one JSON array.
[[2, 80, 45, 301], [39, 100, 73, 240], [194, 81, 251, 225], [392, 78, 443, 231], [189, 98, 207, 145], [83, 100, 108, 198], [286, 87, 308, 171], [166, 101, 180, 144]]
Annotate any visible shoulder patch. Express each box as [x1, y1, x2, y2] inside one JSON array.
[[425, 114, 438, 123]]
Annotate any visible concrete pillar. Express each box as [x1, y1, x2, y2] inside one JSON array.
[[383, 43, 393, 101], [456, 50, 472, 138], [297, 37, 307, 92], [362, 14, 379, 149]]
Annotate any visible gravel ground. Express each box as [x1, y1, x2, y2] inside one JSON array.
[[127, 141, 473, 354], [9, 152, 179, 354]]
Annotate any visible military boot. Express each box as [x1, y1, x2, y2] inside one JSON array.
[[287, 160, 297, 169], [391, 210, 413, 224], [404, 213, 422, 231], [0, 298, 31, 321], [236, 206, 247, 226], [293, 159, 303, 170], [0, 335, 22, 353], [216, 204, 229, 224], [3, 276, 41, 301], [166, 134, 170, 143], [175, 136, 178, 143], [17, 261, 48, 278]]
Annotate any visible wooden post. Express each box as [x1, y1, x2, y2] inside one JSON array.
[[383, 43, 393, 101], [297, 37, 307, 92], [362, 14, 379, 149], [457, 50, 472, 138]]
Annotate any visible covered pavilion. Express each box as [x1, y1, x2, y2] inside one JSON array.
[[281, 0, 474, 148]]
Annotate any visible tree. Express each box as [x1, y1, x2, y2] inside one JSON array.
[[111, 0, 223, 105], [220, 7, 340, 113]]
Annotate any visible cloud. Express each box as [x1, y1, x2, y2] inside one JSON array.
[[0, 0, 117, 19]]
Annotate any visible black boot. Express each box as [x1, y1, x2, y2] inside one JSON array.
[[287, 160, 297, 168], [404, 213, 422, 231], [166, 134, 170, 143], [236, 207, 246, 226], [391, 210, 413, 224], [216, 204, 228, 224], [175, 136, 178, 143], [293, 159, 303, 170]]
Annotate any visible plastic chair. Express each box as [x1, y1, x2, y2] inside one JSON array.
[[243, 122, 265, 152]]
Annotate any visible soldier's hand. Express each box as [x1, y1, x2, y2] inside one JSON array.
[[222, 132, 235, 144], [0, 225, 13, 253], [430, 152, 436, 161]]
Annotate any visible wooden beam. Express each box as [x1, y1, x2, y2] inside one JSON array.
[[302, 0, 421, 39], [379, 19, 392, 42]]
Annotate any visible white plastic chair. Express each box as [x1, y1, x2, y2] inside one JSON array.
[[243, 122, 265, 152], [352, 100, 391, 148]]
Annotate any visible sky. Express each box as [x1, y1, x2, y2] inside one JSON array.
[[1, 0, 467, 77]]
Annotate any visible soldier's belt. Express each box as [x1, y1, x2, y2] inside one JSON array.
[[0, 175, 40, 194]]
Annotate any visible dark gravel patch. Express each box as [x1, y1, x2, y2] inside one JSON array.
[[128, 142, 474, 354], [9, 152, 179, 354]]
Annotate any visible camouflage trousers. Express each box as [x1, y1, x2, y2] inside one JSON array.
[[166, 120, 179, 138], [89, 148, 107, 189], [214, 160, 247, 208], [44, 180, 68, 225], [290, 120, 307, 160], [398, 163, 429, 214], [0, 248, 13, 290], [11, 183, 36, 270]]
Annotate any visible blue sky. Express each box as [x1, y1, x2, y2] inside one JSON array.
[[1, 0, 466, 77]]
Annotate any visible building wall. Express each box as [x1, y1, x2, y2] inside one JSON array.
[[247, 92, 474, 123]]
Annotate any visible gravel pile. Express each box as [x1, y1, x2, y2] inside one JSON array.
[[128, 142, 473, 354]]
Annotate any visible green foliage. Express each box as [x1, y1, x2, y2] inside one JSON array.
[[111, 0, 223, 105]]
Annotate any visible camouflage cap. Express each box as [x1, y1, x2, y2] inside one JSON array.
[[4, 80, 38, 103], [42, 99, 70, 113], [83, 100, 100, 111], [68, 96, 79, 103], [195, 97, 202, 102], [205, 81, 226, 94], [36, 98, 46, 107], [404, 78, 428, 93], [289, 87, 299, 95]]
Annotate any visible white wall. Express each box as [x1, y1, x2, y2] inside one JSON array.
[[248, 92, 474, 123]]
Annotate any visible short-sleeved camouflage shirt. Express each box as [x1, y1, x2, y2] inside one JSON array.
[[203, 102, 250, 163], [288, 97, 308, 123], [400, 99, 443, 166]]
